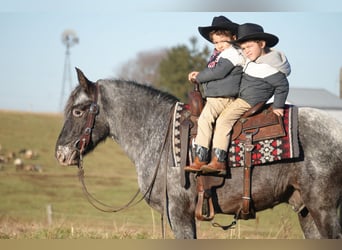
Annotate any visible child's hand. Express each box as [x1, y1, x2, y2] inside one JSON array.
[[188, 71, 199, 82], [273, 108, 284, 117]]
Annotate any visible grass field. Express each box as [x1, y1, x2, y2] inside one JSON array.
[[0, 110, 304, 239]]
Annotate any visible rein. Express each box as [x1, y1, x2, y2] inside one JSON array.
[[75, 83, 173, 237]]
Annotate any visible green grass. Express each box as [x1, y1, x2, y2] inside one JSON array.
[[0, 110, 303, 239]]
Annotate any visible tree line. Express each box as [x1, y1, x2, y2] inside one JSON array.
[[116, 36, 210, 103]]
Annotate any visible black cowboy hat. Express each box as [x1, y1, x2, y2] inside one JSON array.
[[233, 23, 279, 47], [198, 16, 239, 43]]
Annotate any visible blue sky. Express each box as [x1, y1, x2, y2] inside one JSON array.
[[1, 1, 342, 112]]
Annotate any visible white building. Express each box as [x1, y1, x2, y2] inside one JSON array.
[[286, 88, 342, 124]]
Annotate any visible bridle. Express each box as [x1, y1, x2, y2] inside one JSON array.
[[73, 82, 173, 238], [75, 83, 99, 155]]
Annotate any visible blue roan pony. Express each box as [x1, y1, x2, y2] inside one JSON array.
[[55, 68, 342, 239]]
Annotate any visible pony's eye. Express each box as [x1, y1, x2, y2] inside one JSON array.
[[72, 109, 84, 117]]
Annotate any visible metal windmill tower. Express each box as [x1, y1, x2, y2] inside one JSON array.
[[340, 67, 342, 99], [60, 29, 79, 110]]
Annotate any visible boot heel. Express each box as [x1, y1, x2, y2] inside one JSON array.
[[200, 148, 227, 174], [184, 145, 209, 172]]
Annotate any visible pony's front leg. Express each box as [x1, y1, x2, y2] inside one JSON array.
[[165, 164, 198, 239], [167, 203, 197, 239], [164, 185, 197, 239]]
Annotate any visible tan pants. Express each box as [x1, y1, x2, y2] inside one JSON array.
[[195, 97, 251, 151]]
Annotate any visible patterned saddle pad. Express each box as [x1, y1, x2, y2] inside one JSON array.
[[228, 104, 300, 167], [171, 103, 300, 168]]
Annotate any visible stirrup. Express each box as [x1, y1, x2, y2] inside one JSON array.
[[195, 190, 214, 221]]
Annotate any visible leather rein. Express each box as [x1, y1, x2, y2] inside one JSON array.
[[75, 83, 172, 218]]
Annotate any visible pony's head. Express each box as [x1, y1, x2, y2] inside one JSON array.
[[55, 68, 109, 166]]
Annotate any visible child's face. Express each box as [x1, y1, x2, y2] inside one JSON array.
[[240, 40, 266, 61], [212, 33, 233, 52]]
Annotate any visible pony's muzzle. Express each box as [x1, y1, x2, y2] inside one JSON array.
[[56, 145, 79, 166]]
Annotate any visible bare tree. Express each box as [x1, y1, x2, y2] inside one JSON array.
[[115, 48, 167, 86]]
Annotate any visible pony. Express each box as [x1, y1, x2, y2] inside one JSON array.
[[55, 68, 342, 239]]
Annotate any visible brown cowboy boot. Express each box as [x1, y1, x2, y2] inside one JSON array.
[[184, 145, 209, 172], [201, 148, 227, 175]]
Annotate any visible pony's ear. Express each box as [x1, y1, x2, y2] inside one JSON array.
[[75, 67, 92, 92]]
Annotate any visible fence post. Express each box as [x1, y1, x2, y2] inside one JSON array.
[[46, 204, 52, 226]]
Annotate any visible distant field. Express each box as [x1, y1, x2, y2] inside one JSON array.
[[0, 110, 303, 239]]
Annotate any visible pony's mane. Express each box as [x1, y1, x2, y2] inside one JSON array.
[[64, 79, 179, 116], [105, 78, 180, 104]]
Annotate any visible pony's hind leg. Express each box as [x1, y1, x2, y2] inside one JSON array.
[[289, 190, 321, 238], [297, 208, 322, 239], [303, 193, 342, 238], [338, 201, 342, 238], [290, 188, 342, 238]]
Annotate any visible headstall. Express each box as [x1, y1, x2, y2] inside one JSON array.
[[75, 83, 100, 157]]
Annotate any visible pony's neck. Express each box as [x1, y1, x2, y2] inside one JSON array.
[[99, 80, 177, 164]]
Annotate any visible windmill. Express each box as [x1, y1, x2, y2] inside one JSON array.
[[60, 29, 79, 110]]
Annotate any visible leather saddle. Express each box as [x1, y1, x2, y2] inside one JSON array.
[[231, 101, 285, 142]]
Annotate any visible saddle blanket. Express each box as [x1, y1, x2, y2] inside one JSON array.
[[171, 102, 300, 168], [228, 104, 300, 167]]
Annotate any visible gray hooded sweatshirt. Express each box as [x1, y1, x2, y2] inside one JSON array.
[[239, 49, 290, 109]]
